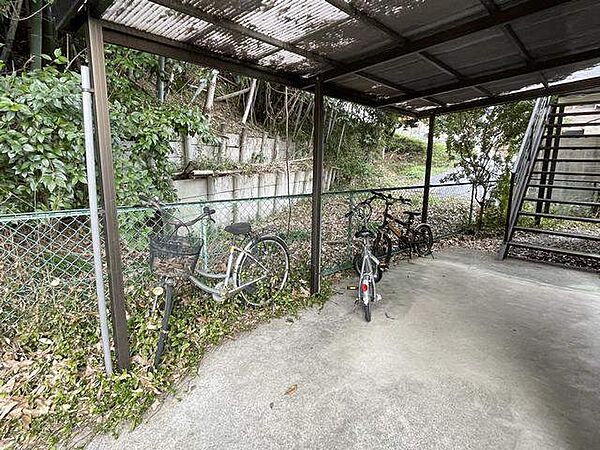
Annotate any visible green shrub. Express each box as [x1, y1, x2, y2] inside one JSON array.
[[385, 134, 426, 155], [0, 54, 213, 213]]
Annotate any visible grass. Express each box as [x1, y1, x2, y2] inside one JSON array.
[[368, 136, 453, 188]]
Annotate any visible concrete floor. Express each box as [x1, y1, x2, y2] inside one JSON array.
[[89, 248, 600, 450]]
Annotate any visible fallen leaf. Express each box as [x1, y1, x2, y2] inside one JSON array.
[[152, 286, 164, 297], [284, 384, 297, 396], [0, 400, 18, 421], [49, 278, 60, 287]]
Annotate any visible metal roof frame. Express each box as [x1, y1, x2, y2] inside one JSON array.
[[54, 0, 600, 118]]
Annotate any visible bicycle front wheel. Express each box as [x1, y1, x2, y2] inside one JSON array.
[[414, 223, 434, 256], [236, 235, 290, 307]]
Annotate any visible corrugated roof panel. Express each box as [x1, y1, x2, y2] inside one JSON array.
[[368, 55, 455, 91], [103, 0, 212, 42], [88, 0, 600, 115], [183, 0, 348, 43], [543, 59, 600, 85], [434, 87, 484, 105], [426, 28, 524, 78], [395, 97, 439, 112], [481, 73, 543, 96], [352, 0, 486, 39], [331, 75, 403, 98], [510, 0, 600, 60], [297, 18, 393, 62], [258, 50, 323, 74], [194, 28, 278, 60]]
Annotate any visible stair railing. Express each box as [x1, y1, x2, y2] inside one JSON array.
[[500, 96, 552, 258]]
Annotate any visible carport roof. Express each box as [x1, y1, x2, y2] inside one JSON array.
[[55, 0, 600, 117]]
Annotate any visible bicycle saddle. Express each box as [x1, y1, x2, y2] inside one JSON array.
[[225, 222, 251, 235], [403, 211, 421, 218], [355, 227, 376, 239]]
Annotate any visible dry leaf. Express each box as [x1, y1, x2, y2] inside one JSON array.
[[49, 278, 60, 287], [152, 286, 164, 297], [284, 384, 297, 396], [0, 400, 18, 421]]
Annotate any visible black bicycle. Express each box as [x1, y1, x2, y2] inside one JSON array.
[[369, 191, 434, 266]]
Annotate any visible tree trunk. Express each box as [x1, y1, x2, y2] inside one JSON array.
[[29, 0, 43, 69], [241, 79, 257, 125], [1, 0, 25, 63], [204, 69, 219, 121], [42, 1, 55, 57], [156, 56, 166, 102]]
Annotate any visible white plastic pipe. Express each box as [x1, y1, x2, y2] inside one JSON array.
[[81, 65, 113, 375]]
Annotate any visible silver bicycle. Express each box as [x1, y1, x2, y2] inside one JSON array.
[[144, 196, 290, 366], [346, 200, 382, 322]]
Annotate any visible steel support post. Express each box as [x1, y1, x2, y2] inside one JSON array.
[[310, 78, 325, 295], [544, 105, 564, 213], [422, 115, 435, 223], [86, 18, 130, 370]]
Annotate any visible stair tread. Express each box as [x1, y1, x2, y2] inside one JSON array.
[[518, 211, 600, 223], [513, 227, 600, 241], [508, 241, 600, 260]]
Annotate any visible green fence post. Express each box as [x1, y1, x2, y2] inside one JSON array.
[[346, 192, 354, 264]]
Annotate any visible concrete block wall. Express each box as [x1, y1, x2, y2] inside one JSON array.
[[171, 126, 300, 166], [173, 168, 337, 226]]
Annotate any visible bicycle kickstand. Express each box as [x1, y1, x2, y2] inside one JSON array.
[[154, 278, 175, 369]]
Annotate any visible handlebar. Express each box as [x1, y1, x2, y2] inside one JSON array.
[[140, 195, 216, 226], [370, 190, 412, 205]]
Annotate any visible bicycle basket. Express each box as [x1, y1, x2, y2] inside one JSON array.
[[149, 234, 203, 278]]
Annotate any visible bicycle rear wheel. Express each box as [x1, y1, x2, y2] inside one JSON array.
[[353, 253, 383, 283], [359, 276, 374, 322], [372, 231, 392, 266], [236, 235, 290, 307], [414, 223, 434, 256]]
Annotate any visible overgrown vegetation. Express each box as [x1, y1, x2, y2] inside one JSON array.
[[0, 268, 332, 448], [0, 50, 213, 213]]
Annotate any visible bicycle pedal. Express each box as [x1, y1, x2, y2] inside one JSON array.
[[379, 263, 388, 269], [347, 285, 358, 290]]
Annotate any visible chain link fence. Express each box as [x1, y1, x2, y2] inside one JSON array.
[[1, 181, 484, 339]]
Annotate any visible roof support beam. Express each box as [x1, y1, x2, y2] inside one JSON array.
[[422, 75, 600, 116], [322, 1, 448, 104], [417, 52, 494, 97], [101, 21, 307, 88], [310, 78, 324, 295], [478, 0, 549, 88], [324, 0, 405, 42], [378, 46, 600, 107], [86, 17, 130, 371], [310, 0, 572, 85]]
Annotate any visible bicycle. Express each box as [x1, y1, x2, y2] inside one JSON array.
[[143, 196, 290, 366], [369, 191, 434, 266], [346, 199, 382, 322]]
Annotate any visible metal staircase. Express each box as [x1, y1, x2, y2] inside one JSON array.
[[499, 95, 600, 267]]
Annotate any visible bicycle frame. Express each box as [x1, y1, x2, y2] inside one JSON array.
[[358, 235, 379, 305], [379, 201, 413, 238], [188, 240, 268, 298]]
